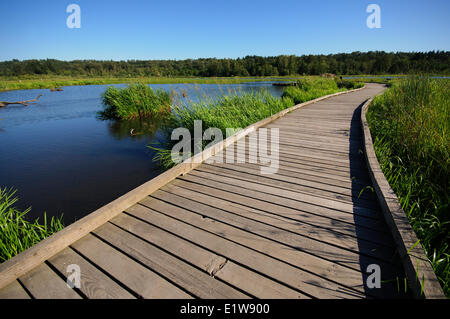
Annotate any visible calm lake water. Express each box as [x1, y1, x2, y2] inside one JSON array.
[[0, 82, 284, 224]]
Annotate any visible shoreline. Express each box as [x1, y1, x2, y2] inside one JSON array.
[[1, 74, 448, 93], [0, 76, 301, 93]]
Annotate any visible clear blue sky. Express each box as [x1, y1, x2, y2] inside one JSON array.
[[0, 0, 449, 61]]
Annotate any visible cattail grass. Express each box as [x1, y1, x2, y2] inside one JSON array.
[[0, 188, 64, 262], [367, 76, 449, 296]]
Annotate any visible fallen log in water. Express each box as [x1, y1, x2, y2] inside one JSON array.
[[0, 94, 43, 108]]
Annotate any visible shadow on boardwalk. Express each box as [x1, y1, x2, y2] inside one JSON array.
[[349, 101, 410, 298]]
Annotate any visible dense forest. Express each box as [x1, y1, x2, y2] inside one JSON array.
[[1, 51, 449, 77]]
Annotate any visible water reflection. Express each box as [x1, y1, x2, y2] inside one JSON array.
[[106, 117, 165, 141]]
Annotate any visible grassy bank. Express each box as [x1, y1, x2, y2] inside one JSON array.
[[0, 188, 64, 262], [0, 75, 302, 92], [366, 76, 449, 296], [100, 84, 171, 120], [152, 78, 353, 168]]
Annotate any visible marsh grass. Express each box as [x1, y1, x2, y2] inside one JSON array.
[[282, 78, 351, 104], [367, 76, 449, 296], [0, 75, 302, 92], [0, 188, 64, 262], [170, 90, 294, 133], [150, 89, 294, 168], [335, 79, 365, 90], [100, 84, 171, 120]]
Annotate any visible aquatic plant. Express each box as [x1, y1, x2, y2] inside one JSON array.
[[0, 188, 64, 262], [100, 83, 171, 120]]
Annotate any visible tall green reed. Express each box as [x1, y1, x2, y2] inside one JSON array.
[[100, 83, 171, 120], [150, 89, 294, 168], [0, 188, 64, 262], [367, 76, 449, 296]]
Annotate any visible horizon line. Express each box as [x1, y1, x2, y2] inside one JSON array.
[[2, 50, 449, 63]]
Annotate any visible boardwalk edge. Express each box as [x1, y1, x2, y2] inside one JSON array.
[[0, 86, 365, 290], [361, 96, 445, 299]]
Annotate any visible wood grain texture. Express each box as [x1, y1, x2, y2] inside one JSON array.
[[0, 281, 30, 299], [47, 247, 135, 299], [19, 263, 82, 299]]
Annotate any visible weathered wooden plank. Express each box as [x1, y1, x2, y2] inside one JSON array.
[[93, 222, 249, 299], [265, 125, 361, 141], [265, 136, 362, 153], [176, 175, 383, 224], [244, 138, 356, 159], [275, 131, 360, 145], [161, 180, 391, 248], [47, 247, 135, 299], [172, 177, 383, 234], [212, 160, 372, 190], [110, 213, 307, 299], [145, 190, 394, 296], [125, 203, 366, 298], [227, 142, 368, 171], [214, 262, 306, 299], [0, 281, 30, 299], [71, 234, 191, 299], [19, 263, 82, 299], [189, 169, 379, 219], [274, 121, 356, 130], [276, 138, 358, 152], [110, 214, 226, 275], [150, 188, 398, 274], [232, 144, 365, 172], [202, 162, 372, 200], [169, 179, 396, 260], [219, 145, 371, 180], [258, 131, 361, 146], [198, 164, 376, 207], [234, 143, 359, 167], [266, 124, 355, 136]]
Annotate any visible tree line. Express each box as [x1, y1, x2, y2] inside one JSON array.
[[1, 51, 448, 77]]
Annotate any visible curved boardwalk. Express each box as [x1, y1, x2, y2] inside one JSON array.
[[0, 84, 409, 299]]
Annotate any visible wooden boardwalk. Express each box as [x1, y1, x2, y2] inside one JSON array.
[[0, 84, 411, 299]]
